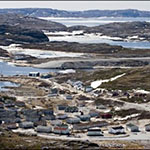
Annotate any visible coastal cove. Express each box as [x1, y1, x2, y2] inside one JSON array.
[[41, 17, 150, 49]]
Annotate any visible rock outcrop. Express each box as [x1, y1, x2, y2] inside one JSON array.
[[0, 14, 67, 31], [0, 24, 49, 45], [68, 22, 150, 41], [0, 48, 10, 57]]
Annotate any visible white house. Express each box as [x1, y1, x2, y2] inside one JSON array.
[[109, 126, 125, 134], [66, 117, 80, 124], [20, 121, 34, 129], [29, 72, 40, 77], [53, 124, 70, 135], [36, 126, 52, 133], [87, 128, 103, 136]]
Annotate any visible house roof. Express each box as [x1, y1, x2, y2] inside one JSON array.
[[29, 72, 40, 74], [145, 123, 150, 127], [111, 126, 124, 130], [126, 123, 138, 128], [88, 127, 101, 131], [73, 121, 108, 130]]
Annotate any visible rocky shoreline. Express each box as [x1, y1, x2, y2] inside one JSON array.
[[67, 22, 150, 41]]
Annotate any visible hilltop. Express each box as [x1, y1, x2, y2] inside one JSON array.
[[0, 14, 67, 31], [0, 14, 66, 45], [0, 8, 150, 17]]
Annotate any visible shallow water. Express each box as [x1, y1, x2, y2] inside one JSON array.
[[43, 17, 150, 49], [40, 17, 150, 27], [0, 61, 57, 76], [49, 34, 150, 49], [0, 81, 20, 91]]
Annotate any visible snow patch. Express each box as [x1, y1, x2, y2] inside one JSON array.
[[114, 113, 140, 121], [44, 30, 84, 36], [58, 69, 76, 74], [0, 44, 84, 59], [127, 36, 139, 40], [91, 73, 126, 89], [134, 89, 150, 94]]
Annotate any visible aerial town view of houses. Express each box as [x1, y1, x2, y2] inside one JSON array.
[[1, 1, 150, 149]]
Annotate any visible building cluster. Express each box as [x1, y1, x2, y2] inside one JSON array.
[[1, 74, 150, 140], [0, 95, 150, 138]]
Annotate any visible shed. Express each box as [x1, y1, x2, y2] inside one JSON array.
[[26, 116, 40, 123], [14, 117, 21, 123], [109, 126, 125, 135], [145, 123, 150, 131], [65, 106, 78, 113], [87, 128, 103, 136], [50, 120, 62, 126], [96, 105, 106, 110], [42, 109, 54, 115], [85, 86, 93, 93], [41, 74, 51, 79], [66, 117, 80, 124], [50, 88, 58, 94], [112, 91, 119, 97], [89, 111, 99, 118], [73, 121, 108, 130], [79, 115, 91, 121], [101, 113, 112, 119], [19, 121, 34, 129], [4, 103, 15, 108], [44, 115, 55, 120], [53, 124, 70, 135], [22, 109, 41, 121], [34, 120, 47, 127], [57, 105, 67, 110], [57, 114, 68, 120], [29, 72, 40, 77], [126, 123, 139, 132], [0, 109, 18, 123], [72, 81, 83, 87], [66, 95, 73, 100], [36, 126, 52, 133]]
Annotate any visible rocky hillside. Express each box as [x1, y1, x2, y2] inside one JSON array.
[[0, 48, 10, 57], [0, 14, 67, 31], [0, 24, 49, 45], [0, 8, 150, 17], [22, 41, 124, 54], [68, 22, 150, 40], [0, 14, 67, 45]]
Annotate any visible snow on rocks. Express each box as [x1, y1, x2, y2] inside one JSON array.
[[133, 89, 150, 94], [114, 113, 140, 121], [58, 69, 76, 74], [91, 73, 126, 89], [0, 44, 84, 59]]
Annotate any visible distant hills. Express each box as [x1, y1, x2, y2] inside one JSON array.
[[0, 8, 150, 17], [0, 12, 150, 46]]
